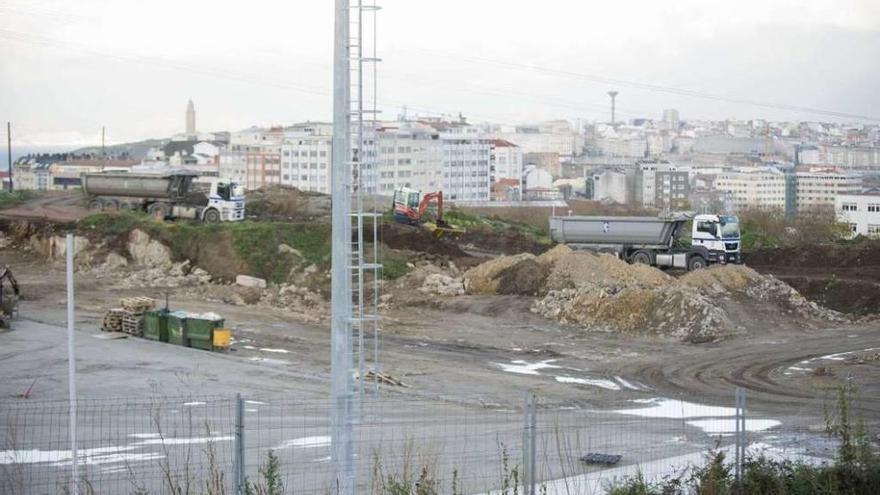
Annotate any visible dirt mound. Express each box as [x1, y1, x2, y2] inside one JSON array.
[[746, 241, 880, 269], [678, 264, 762, 294], [458, 227, 549, 255], [245, 186, 331, 222], [380, 223, 469, 258], [535, 244, 572, 265], [496, 259, 551, 295], [463, 253, 535, 295], [532, 286, 735, 342], [545, 251, 671, 291]]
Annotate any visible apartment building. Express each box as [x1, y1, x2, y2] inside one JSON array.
[[281, 132, 332, 194], [636, 159, 687, 207], [713, 167, 787, 210], [220, 127, 284, 190], [374, 122, 443, 195], [793, 169, 861, 211], [836, 192, 880, 237], [655, 170, 690, 210]]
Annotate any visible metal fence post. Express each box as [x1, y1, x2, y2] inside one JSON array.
[[522, 394, 537, 495], [529, 395, 537, 495], [235, 393, 245, 495], [734, 387, 746, 486]]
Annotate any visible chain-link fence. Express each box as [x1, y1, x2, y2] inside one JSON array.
[[1, 389, 840, 494]]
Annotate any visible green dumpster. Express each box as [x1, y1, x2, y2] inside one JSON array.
[[167, 311, 189, 347], [143, 310, 169, 342], [186, 314, 224, 351]]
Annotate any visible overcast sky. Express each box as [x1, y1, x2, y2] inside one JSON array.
[[1, 0, 879, 146]]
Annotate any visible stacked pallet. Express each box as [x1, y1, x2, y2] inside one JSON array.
[[102, 308, 125, 332], [118, 297, 156, 337]]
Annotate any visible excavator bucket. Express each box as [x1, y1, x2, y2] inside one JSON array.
[[425, 219, 466, 239]]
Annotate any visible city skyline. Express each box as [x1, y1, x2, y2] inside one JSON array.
[[2, 0, 879, 146]]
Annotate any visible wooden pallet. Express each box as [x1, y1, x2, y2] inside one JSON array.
[[120, 296, 155, 314], [102, 308, 125, 333], [121, 311, 143, 336]]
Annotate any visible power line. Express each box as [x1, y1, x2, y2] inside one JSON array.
[[400, 48, 880, 122]]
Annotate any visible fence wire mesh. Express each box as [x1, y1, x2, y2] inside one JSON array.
[[0, 390, 843, 494]]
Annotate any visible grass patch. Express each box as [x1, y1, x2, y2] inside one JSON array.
[[229, 221, 331, 283], [0, 190, 35, 209]]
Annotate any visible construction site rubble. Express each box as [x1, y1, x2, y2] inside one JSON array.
[[420, 273, 465, 296], [456, 248, 846, 342], [127, 229, 172, 268]]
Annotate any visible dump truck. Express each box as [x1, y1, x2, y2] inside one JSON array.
[[549, 213, 741, 270], [82, 171, 245, 222]]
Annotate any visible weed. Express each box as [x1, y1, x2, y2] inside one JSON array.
[[247, 450, 283, 495], [0, 191, 35, 209]]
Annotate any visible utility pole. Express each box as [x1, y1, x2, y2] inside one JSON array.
[[6, 122, 12, 191], [330, 0, 354, 493]]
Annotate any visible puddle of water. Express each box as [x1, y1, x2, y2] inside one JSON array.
[[275, 436, 332, 450], [687, 418, 781, 435], [132, 435, 233, 446], [613, 398, 737, 419], [556, 376, 621, 390], [495, 359, 561, 375], [259, 348, 290, 354]]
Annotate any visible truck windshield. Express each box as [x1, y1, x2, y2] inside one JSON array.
[[719, 218, 740, 239]]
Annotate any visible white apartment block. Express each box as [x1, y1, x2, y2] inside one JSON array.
[[714, 168, 787, 210], [375, 123, 444, 195], [794, 170, 861, 210], [836, 193, 880, 237], [800, 145, 880, 170], [441, 130, 492, 201], [281, 136, 332, 194], [492, 120, 581, 160], [490, 139, 523, 183]]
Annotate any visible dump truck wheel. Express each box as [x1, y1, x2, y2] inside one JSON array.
[[88, 199, 103, 211], [148, 203, 169, 221], [632, 251, 652, 265], [687, 255, 707, 271], [204, 209, 221, 223]]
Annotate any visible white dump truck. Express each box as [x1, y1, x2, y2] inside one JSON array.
[[549, 213, 741, 270], [82, 171, 245, 222]]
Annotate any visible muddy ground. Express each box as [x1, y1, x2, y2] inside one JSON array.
[[748, 242, 880, 315], [3, 246, 879, 430]]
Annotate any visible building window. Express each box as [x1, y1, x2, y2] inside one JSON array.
[[849, 223, 858, 233], [868, 204, 880, 213], [842, 203, 857, 212]]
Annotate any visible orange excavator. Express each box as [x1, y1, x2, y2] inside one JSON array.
[[392, 188, 465, 238]]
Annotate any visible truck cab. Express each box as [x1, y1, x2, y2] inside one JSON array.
[[208, 181, 246, 221], [691, 214, 741, 264]]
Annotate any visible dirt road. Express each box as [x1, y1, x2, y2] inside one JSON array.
[[0, 191, 88, 223]]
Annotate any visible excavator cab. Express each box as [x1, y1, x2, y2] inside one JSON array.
[[392, 188, 465, 238], [0, 265, 20, 329]]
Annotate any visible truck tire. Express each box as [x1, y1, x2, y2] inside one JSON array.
[[148, 203, 169, 221], [88, 199, 103, 211], [687, 255, 707, 271], [102, 199, 119, 211], [632, 251, 652, 265], [203, 208, 221, 223]]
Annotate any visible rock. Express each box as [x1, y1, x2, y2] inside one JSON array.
[[420, 273, 465, 296], [0, 232, 8, 249], [236, 274, 267, 289], [236, 286, 263, 304], [127, 229, 172, 268], [102, 252, 128, 270], [278, 244, 303, 257]]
